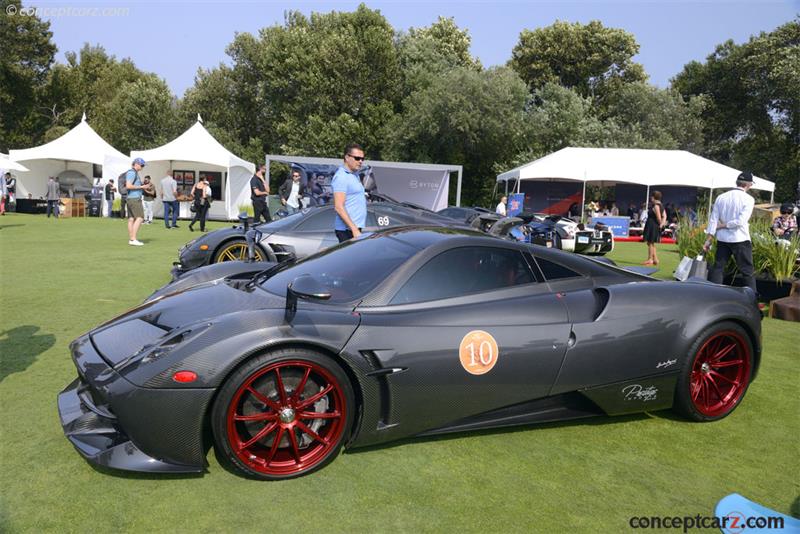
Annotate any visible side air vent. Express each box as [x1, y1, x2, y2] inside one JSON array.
[[592, 288, 610, 321]]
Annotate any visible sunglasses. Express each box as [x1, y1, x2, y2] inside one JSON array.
[[347, 154, 365, 162]]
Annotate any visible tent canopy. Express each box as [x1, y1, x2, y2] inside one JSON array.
[[131, 121, 254, 172], [1, 153, 29, 172], [497, 147, 774, 193], [9, 116, 126, 165]]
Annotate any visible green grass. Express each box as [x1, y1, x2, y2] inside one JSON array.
[[1, 214, 798, 532]]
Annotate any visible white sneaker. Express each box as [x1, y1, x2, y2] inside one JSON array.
[[129, 240, 144, 246]]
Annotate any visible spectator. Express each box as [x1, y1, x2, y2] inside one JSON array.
[[5, 172, 15, 204], [703, 172, 757, 293], [141, 176, 156, 224], [188, 177, 211, 232], [0, 172, 6, 215], [250, 164, 271, 224], [626, 203, 638, 221], [772, 203, 797, 240], [160, 170, 179, 229], [45, 176, 59, 219], [125, 158, 147, 246], [279, 169, 305, 215], [104, 177, 116, 217], [332, 143, 367, 242], [642, 191, 665, 266], [496, 196, 508, 216], [610, 201, 619, 216]]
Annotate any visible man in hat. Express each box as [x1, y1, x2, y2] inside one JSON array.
[[703, 171, 757, 292]]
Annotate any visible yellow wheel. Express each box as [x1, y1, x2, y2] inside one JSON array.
[[214, 240, 265, 263]]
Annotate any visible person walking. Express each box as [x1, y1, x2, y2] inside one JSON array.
[[141, 176, 156, 224], [104, 177, 116, 217], [0, 172, 7, 215], [188, 177, 210, 232], [250, 164, 271, 224], [642, 190, 665, 266], [125, 158, 147, 246], [332, 143, 367, 242], [703, 172, 757, 292], [279, 169, 305, 215], [160, 170, 179, 228], [45, 176, 60, 219]]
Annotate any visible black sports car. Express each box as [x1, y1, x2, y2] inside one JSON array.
[[174, 199, 466, 276], [59, 227, 761, 480]]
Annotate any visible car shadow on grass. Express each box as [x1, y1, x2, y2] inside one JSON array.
[[0, 325, 55, 384], [346, 412, 657, 455]]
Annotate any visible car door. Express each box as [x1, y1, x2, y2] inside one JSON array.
[[279, 208, 338, 256], [344, 245, 572, 440]]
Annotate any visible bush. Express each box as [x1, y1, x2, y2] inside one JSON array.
[[112, 198, 121, 211], [237, 203, 254, 216], [751, 218, 800, 282], [675, 208, 716, 260]]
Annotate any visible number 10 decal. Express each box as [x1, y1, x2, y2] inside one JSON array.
[[459, 330, 499, 375]]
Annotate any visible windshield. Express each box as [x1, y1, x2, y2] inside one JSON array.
[[254, 208, 314, 231], [260, 235, 420, 303]]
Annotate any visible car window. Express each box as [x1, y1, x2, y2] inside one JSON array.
[[390, 247, 535, 305], [365, 211, 377, 227], [532, 257, 581, 280], [294, 209, 336, 232], [261, 235, 419, 303]]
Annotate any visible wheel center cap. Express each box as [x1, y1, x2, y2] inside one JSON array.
[[279, 407, 296, 423], [701, 362, 711, 373]]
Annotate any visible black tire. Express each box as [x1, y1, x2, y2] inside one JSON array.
[[211, 348, 355, 480], [673, 321, 753, 422], [552, 232, 563, 250], [213, 239, 265, 263]]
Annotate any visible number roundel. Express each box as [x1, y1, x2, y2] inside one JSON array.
[[459, 330, 499, 375]]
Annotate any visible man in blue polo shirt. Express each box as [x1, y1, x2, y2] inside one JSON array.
[[332, 143, 367, 242]]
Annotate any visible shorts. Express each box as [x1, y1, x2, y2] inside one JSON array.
[[126, 197, 144, 219]]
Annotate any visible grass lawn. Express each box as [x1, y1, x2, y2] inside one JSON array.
[[1, 213, 798, 532]]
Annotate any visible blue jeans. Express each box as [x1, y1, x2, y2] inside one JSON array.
[[163, 200, 179, 227], [106, 199, 113, 217], [47, 200, 59, 218], [285, 204, 299, 215]]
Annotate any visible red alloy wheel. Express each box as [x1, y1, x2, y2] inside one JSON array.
[[226, 359, 347, 477], [689, 330, 751, 418]]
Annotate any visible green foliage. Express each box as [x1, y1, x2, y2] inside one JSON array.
[[750, 218, 800, 281], [509, 20, 647, 99], [0, 0, 56, 150], [112, 197, 121, 210], [237, 203, 254, 216], [675, 210, 712, 259], [672, 18, 800, 202]]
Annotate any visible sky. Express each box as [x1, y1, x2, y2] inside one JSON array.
[[27, 0, 800, 98]]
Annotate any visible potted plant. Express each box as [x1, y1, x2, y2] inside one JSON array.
[[111, 198, 122, 218], [751, 220, 800, 301]]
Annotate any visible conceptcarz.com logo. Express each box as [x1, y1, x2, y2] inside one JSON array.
[[628, 512, 785, 532]]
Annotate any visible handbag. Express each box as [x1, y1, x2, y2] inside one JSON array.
[[190, 204, 196, 213], [674, 254, 707, 281], [674, 256, 693, 281]]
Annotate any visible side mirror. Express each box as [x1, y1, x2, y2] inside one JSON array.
[[238, 212, 250, 231], [285, 274, 332, 323]]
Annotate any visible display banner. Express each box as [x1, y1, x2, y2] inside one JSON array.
[[592, 216, 630, 237], [508, 193, 525, 217]]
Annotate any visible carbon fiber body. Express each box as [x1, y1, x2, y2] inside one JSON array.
[[58, 227, 762, 474]]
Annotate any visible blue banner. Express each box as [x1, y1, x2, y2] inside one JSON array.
[[592, 216, 630, 237], [508, 193, 525, 217]]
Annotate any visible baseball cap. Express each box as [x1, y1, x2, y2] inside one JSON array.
[[133, 157, 146, 167], [737, 171, 753, 183]]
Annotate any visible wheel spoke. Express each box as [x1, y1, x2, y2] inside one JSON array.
[[296, 420, 328, 445], [287, 428, 302, 463], [274, 368, 288, 405], [709, 370, 738, 386], [265, 427, 284, 465], [711, 359, 743, 369], [700, 376, 709, 405], [706, 375, 725, 402], [300, 410, 341, 420], [709, 342, 737, 363], [691, 376, 702, 401], [239, 422, 278, 451], [291, 367, 312, 403], [247, 386, 281, 412], [234, 412, 278, 422], [297, 384, 333, 409]]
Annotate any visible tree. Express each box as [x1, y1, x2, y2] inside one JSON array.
[[509, 20, 647, 100], [0, 0, 56, 150], [387, 66, 529, 205], [672, 18, 799, 201]]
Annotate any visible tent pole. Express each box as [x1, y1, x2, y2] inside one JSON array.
[[581, 181, 587, 223], [770, 190, 774, 204], [456, 168, 462, 207], [708, 188, 713, 214], [645, 185, 650, 212]]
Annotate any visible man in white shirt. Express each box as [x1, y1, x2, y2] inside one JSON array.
[[703, 171, 756, 292], [496, 196, 507, 216], [160, 171, 179, 229], [279, 169, 305, 215]]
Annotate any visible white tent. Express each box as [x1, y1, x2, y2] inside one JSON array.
[[131, 119, 255, 220], [1, 153, 30, 173], [266, 154, 462, 211], [498, 147, 775, 200], [9, 115, 127, 205]]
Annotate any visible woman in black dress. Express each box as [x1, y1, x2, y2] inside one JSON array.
[[643, 190, 665, 266], [188, 177, 210, 232]]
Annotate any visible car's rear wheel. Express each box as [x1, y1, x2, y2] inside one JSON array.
[[211, 349, 354, 480], [214, 240, 264, 263], [552, 232, 563, 250], [674, 322, 753, 421]]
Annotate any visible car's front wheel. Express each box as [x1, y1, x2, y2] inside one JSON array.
[[214, 240, 264, 263], [211, 349, 355, 480], [673, 322, 753, 421]]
